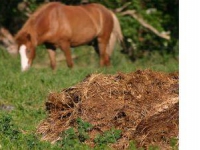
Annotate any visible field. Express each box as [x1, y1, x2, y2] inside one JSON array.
[[0, 45, 178, 149]]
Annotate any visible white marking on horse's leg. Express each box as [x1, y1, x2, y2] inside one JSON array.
[[19, 45, 29, 71]]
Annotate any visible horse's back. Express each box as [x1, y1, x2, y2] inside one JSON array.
[[57, 3, 114, 46], [77, 4, 114, 38], [79, 3, 114, 30]]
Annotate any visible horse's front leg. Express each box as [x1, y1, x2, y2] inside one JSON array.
[[47, 49, 56, 70], [45, 43, 57, 70], [19, 44, 36, 71], [59, 42, 73, 68], [28, 47, 36, 67]]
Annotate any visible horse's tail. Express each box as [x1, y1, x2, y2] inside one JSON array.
[[106, 11, 124, 56]]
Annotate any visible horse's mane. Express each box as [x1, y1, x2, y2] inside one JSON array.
[[15, 2, 62, 45]]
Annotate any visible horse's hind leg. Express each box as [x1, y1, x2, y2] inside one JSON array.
[[98, 37, 110, 66], [59, 42, 74, 68]]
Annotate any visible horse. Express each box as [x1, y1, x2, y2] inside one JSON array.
[[15, 2, 123, 71]]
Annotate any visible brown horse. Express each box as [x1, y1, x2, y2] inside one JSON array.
[[15, 2, 123, 71]]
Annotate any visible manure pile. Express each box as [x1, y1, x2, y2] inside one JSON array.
[[37, 70, 179, 149]]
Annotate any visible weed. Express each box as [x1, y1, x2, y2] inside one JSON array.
[[148, 145, 159, 150], [77, 118, 93, 142], [128, 141, 138, 150], [94, 128, 122, 146], [0, 114, 20, 141], [58, 118, 92, 149], [170, 137, 179, 150]]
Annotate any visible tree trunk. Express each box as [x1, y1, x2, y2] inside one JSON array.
[[0, 27, 18, 54]]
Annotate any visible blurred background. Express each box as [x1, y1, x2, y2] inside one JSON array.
[[0, 0, 179, 62]]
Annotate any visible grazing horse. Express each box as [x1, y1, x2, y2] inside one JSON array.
[[15, 2, 123, 71]]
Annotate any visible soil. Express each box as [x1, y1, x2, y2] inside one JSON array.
[[37, 70, 179, 149]]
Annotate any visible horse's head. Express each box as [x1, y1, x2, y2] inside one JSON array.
[[15, 32, 36, 71]]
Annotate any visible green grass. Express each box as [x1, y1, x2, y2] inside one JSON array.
[[0, 45, 178, 149]]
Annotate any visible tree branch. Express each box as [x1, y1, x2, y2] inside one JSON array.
[[115, 2, 131, 13], [120, 10, 170, 40]]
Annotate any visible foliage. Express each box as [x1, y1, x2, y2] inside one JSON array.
[[58, 118, 92, 149], [0, 0, 24, 33], [60, 128, 89, 149], [127, 141, 138, 150], [0, 114, 20, 141], [88, 0, 178, 59], [170, 137, 179, 150], [94, 128, 122, 146], [77, 117, 93, 142], [0, 113, 53, 149]]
